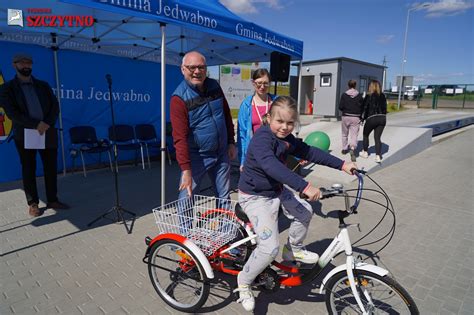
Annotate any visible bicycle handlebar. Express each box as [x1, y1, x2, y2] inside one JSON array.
[[300, 169, 365, 213], [350, 170, 364, 212]]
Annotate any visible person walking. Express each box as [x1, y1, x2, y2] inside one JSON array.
[[170, 51, 236, 203], [338, 79, 363, 161], [359, 80, 387, 163], [237, 68, 276, 171], [0, 53, 69, 217]]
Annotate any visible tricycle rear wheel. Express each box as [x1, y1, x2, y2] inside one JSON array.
[[148, 239, 210, 312]]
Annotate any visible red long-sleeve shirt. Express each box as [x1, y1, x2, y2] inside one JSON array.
[[170, 94, 235, 171]]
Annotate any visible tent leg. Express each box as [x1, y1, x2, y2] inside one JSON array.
[[160, 23, 167, 206], [52, 36, 67, 177]]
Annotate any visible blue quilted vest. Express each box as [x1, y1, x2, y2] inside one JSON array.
[[172, 78, 228, 155]]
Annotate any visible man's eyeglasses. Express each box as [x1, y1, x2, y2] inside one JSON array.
[[183, 65, 207, 72], [253, 81, 270, 88]]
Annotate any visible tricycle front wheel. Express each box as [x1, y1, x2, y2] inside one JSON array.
[[325, 270, 419, 314]]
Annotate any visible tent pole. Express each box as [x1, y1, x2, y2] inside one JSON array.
[[52, 34, 67, 176], [296, 60, 303, 115], [160, 23, 166, 206]]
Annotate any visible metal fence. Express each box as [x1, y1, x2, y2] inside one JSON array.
[[414, 84, 474, 109]]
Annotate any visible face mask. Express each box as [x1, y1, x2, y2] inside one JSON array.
[[18, 68, 32, 76]]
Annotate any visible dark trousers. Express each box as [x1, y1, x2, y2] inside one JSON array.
[[363, 115, 386, 156], [14, 141, 58, 205]]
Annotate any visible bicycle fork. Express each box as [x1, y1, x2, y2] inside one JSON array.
[[320, 226, 372, 314], [345, 255, 370, 314]]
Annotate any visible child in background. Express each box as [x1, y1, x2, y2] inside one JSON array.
[[235, 96, 357, 311]]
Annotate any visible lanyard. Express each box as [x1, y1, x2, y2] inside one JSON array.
[[252, 95, 270, 123]]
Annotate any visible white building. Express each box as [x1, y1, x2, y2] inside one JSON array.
[[291, 57, 385, 117]]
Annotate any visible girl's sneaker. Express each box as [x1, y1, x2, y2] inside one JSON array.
[[359, 151, 369, 159], [234, 285, 255, 311], [375, 155, 382, 163], [282, 245, 319, 264]]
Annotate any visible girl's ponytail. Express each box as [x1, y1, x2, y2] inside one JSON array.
[[261, 95, 299, 126], [262, 113, 270, 125]]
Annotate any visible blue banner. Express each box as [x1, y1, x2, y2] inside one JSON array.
[[0, 41, 182, 183]]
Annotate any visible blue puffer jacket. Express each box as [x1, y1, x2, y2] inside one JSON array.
[[172, 78, 227, 155], [237, 93, 276, 165]]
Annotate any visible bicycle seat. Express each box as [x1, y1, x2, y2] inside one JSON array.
[[235, 203, 250, 223]]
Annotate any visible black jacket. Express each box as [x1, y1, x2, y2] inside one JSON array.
[[363, 93, 387, 120], [0, 76, 59, 148], [338, 92, 364, 116]]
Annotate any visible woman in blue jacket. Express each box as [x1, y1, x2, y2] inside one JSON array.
[[237, 68, 276, 170]]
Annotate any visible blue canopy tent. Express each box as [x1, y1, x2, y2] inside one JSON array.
[[0, 0, 303, 203]]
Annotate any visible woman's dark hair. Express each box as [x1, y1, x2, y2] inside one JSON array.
[[262, 95, 299, 126], [252, 68, 271, 81], [348, 80, 357, 89]]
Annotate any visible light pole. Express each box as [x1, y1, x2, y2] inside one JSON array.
[[397, 3, 431, 110]]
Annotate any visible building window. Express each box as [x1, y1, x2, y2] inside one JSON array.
[[320, 73, 332, 87], [359, 77, 368, 94]]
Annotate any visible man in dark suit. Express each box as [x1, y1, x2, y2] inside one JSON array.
[[0, 53, 69, 217]]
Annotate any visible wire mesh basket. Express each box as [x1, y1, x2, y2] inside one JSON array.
[[152, 195, 240, 256]]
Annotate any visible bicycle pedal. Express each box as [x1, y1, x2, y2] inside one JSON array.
[[281, 260, 314, 269], [295, 261, 315, 269]]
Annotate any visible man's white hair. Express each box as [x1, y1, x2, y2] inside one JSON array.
[[182, 51, 206, 66]]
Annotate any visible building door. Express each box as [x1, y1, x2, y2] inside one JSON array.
[[301, 76, 315, 115]]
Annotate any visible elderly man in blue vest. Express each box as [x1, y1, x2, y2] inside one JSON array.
[[170, 51, 236, 213]]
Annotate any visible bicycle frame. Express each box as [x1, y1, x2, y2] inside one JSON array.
[[212, 172, 389, 314], [212, 215, 388, 314], [317, 224, 388, 314]]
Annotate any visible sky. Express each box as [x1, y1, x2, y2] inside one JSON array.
[[219, 0, 474, 87]]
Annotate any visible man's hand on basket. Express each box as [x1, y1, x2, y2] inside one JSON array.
[[180, 170, 193, 196]]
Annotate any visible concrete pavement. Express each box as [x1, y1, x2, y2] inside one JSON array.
[[1, 123, 473, 314]]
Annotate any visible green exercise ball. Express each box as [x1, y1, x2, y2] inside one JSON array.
[[304, 131, 331, 152]]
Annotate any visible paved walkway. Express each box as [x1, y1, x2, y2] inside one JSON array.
[[386, 108, 474, 128], [1, 128, 473, 314]]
